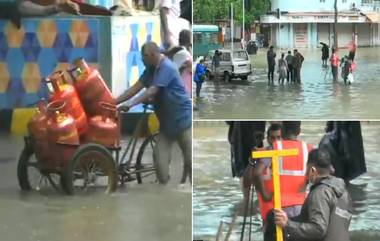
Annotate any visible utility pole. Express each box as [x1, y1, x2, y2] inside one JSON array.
[[333, 0, 338, 48], [242, 0, 245, 49], [231, 3, 234, 51]]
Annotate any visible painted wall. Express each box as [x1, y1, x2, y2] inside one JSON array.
[[271, 0, 373, 12], [0, 15, 161, 113], [0, 16, 111, 109], [110, 15, 161, 113]]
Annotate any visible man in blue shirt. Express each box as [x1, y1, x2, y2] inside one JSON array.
[[116, 42, 192, 185]]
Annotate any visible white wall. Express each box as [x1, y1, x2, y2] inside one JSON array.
[[337, 23, 353, 47], [358, 23, 371, 46], [270, 0, 366, 12], [318, 23, 330, 45]]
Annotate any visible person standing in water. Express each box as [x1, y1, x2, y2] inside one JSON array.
[[321, 42, 329, 67], [278, 53, 288, 85], [267, 46, 277, 85], [330, 48, 340, 82]]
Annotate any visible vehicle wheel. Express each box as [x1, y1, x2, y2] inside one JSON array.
[[224, 72, 231, 82], [62, 143, 117, 195], [17, 147, 61, 192], [143, 0, 155, 11], [241, 75, 248, 81], [135, 133, 158, 184]]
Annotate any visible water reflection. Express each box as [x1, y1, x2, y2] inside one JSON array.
[[193, 122, 380, 241]]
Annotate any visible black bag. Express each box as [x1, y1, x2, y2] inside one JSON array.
[[319, 121, 366, 181]]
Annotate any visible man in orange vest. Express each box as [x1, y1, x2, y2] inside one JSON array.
[[252, 121, 313, 241], [330, 48, 340, 82]]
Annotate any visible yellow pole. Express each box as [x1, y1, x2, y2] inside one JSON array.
[[252, 148, 299, 241]]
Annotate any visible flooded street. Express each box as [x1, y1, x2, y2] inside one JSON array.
[[0, 134, 191, 241], [193, 121, 380, 241], [194, 47, 380, 119]]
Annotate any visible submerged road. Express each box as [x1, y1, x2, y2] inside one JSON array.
[[0, 133, 191, 241], [194, 47, 380, 120], [193, 121, 380, 241]]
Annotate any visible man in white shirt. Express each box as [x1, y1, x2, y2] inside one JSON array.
[[159, 0, 190, 49]]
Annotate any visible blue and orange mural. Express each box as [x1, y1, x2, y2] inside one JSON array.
[[0, 15, 161, 113], [110, 16, 161, 112], [0, 17, 100, 109]]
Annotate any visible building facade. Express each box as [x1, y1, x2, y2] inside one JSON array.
[[260, 0, 380, 48]]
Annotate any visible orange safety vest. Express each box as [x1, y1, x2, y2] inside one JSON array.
[[331, 53, 339, 67], [257, 140, 313, 223]]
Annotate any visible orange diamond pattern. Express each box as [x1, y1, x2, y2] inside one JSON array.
[[4, 22, 25, 48], [37, 20, 58, 48], [69, 20, 90, 48], [22, 63, 41, 93], [0, 63, 10, 92]]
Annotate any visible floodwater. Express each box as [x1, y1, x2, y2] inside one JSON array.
[[0, 133, 191, 241], [194, 47, 380, 119], [193, 121, 380, 241]]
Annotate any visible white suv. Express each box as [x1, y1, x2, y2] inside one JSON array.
[[204, 49, 252, 82]]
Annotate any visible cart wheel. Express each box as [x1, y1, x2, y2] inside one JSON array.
[[135, 133, 158, 184], [62, 143, 117, 195], [17, 148, 61, 192]]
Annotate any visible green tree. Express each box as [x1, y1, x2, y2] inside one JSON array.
[[194, 0, 271, 27]]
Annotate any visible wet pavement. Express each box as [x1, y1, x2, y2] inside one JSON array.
[[0, 133, 191, 241], [193, 121, 380, 241], [194, 47, 380, 119]]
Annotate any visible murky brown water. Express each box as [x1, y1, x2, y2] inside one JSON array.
[[193, 121, 380, 241], [194, 47, 380, 119], [0, 134, 191, 241]]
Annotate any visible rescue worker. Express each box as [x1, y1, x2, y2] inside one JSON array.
[[266, 123, 282, 146], [274, 148, 352, 241], [252, 121, 313, 241], [330, 48, 340, 82]]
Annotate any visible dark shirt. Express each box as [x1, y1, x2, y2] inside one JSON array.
[[267, 50, 276, 66], [322, 45, 329, 59], [286, 176, 352, 241], [212, 53, 220, 67]]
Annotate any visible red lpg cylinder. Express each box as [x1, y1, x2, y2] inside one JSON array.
[[27, 100, 50, 163], [46, 100, 80, 169], [87, 102, 120, 148], [46, 70, 88, 136], [69, 58, 115, 117]]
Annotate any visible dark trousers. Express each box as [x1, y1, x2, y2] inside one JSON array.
[[268, 65, 275, 83], [287, 65, 294, 82], [294, 67, 302, 83], [332, 65, 338, 81], [195, 82, 202, 97]]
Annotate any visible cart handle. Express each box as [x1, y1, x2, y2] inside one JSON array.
[[99, 101, 117, 111]]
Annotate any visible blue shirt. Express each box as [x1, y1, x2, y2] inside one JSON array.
[[139, 57, 192, 138], [194, 63, 206, 83]]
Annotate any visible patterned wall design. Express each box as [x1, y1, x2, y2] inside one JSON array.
[[0, 18, 99, 109], [111, 16, 161, 112]]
